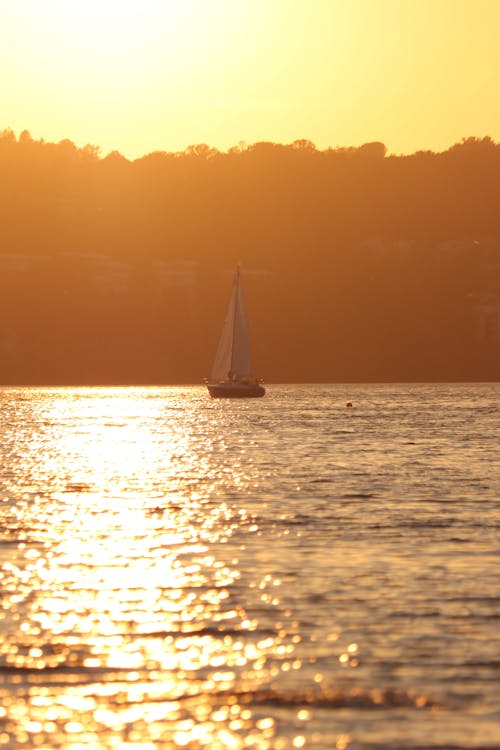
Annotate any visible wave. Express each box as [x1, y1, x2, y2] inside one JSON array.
[[227, 685, 439, 710]]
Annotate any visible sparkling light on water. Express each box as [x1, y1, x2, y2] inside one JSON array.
[[0, 388, 301, 748], [0, 385, 499, 748]]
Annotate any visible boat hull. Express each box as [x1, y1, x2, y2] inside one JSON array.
[[207, 381, 265, 399]]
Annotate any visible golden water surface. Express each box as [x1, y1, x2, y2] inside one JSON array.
[[0, 385, 499, 749]]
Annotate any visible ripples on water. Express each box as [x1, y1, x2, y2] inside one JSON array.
[[0, 384, 499, 749]]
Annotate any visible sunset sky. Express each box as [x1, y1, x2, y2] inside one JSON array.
[[1, 0, 499, 159]]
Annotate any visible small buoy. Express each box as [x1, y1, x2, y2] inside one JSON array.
[[346, 402, 353, 407]]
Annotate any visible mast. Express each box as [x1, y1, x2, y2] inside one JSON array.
[[230, 265, 240, 375]]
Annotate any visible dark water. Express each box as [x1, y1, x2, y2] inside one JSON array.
[[0, 384, 499, 749]]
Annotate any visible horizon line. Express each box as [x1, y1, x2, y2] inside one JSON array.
[[2, 127, 498, 163]]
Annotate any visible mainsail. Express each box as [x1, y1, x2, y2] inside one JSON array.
[[210, 267, 251, 381]]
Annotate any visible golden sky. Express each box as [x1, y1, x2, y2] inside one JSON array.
[[1, 0, 499, 159]]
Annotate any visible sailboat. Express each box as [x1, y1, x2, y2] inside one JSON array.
[[206, 266, 265, 398]]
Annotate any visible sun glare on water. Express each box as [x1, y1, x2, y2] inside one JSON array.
[[0, 387, 296, 747]]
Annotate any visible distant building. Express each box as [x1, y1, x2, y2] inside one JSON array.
[[0, 252, 51, 272], [476, 250, 500, 344], [478, 299, 500, 344], [59, 251, 132, 294], [92, 258, 131, 295], [151, 259, 198, 290]]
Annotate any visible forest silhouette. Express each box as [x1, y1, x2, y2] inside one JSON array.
[[0, 128, 499, 384]]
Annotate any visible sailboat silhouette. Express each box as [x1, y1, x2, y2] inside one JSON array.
[[206, 266, 265, 398]]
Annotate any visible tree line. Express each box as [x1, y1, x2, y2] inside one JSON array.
[[0, 128, 499, 384]]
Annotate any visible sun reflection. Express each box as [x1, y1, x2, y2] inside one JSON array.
[[0, 387, 371, 748]]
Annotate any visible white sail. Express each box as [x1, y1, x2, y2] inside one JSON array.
[[210, 267, 251, 381]]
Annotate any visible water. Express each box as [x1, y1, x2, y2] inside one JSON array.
[[0, 384, 499, 749]]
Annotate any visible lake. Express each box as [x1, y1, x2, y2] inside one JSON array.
[[0, 384, 499, 749]]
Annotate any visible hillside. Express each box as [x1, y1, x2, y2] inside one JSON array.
[[0, 130, 499, 383]]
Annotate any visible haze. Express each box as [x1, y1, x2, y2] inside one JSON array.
[[1, 0, 499, 385]]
